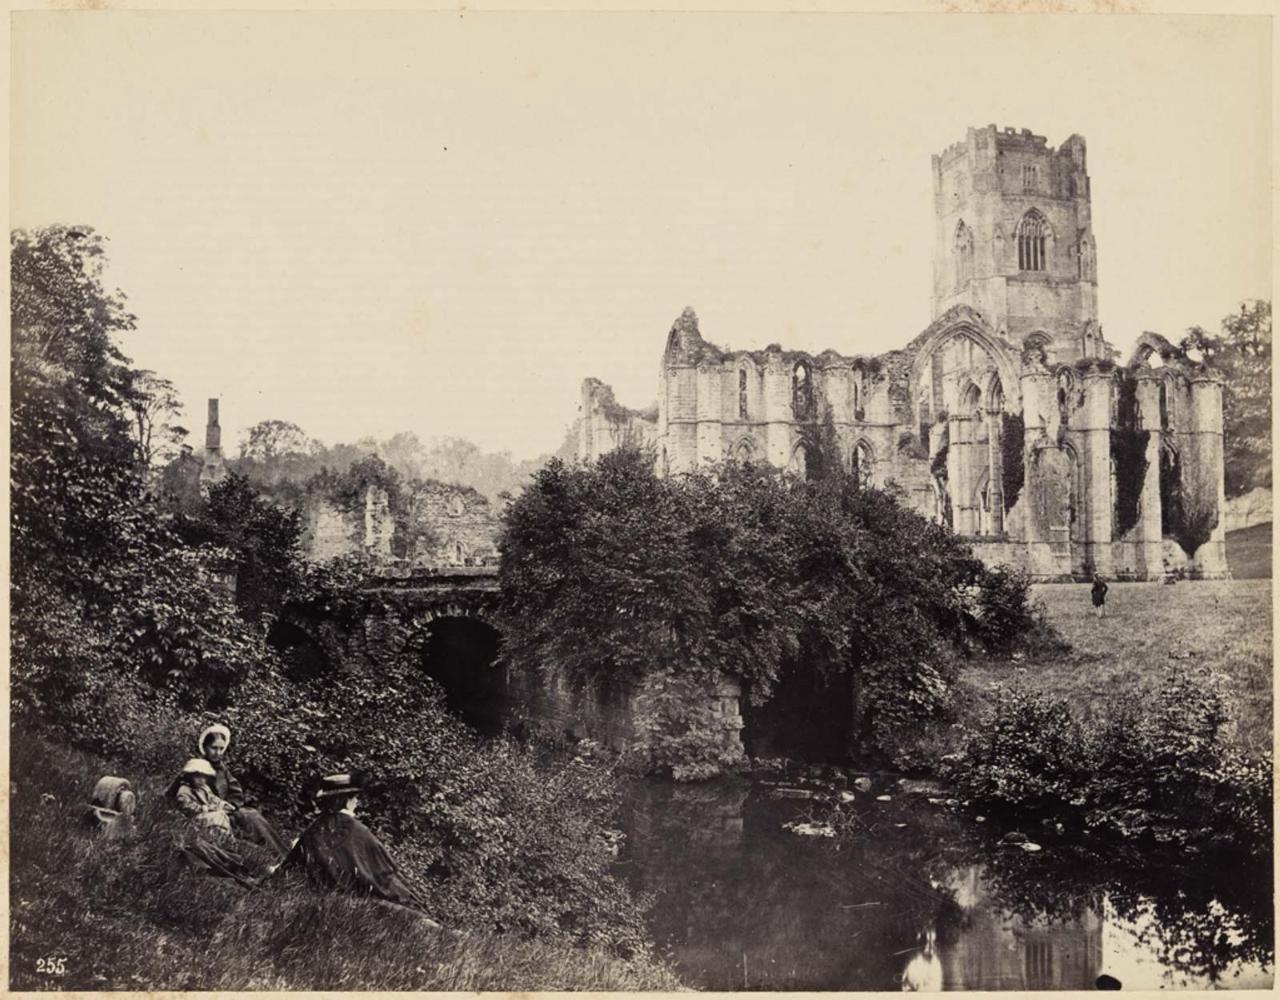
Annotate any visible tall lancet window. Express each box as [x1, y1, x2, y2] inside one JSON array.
[[1016, 209, 1050, 272], [954, 220, 974, 292]]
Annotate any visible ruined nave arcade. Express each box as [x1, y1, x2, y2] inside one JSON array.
[[577, 125, 1228, 581]]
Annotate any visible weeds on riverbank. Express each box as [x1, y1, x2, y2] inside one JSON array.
[[944, 664, 1271, 855], [9, 735, 680, 992]]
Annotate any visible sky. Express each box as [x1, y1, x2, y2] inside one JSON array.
[[11, 12, 1272, 460]]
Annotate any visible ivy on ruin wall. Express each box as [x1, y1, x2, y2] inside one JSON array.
[[628, 668, 745, 780], [1000, 413, 1025, 512], [1161, 443, 1219, 558], [1110, 375, 1150, 539]]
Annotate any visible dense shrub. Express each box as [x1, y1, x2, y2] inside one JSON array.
[[498, 448, 1047, 771], [946, 667, 1271, 854]]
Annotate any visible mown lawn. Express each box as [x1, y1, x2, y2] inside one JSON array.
[[959, 579, 1273, 757], [9, 734, 680, 992]]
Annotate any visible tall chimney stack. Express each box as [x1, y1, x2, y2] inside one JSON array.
[[205, 398, 222, 452], [200, 397, 227, 484]]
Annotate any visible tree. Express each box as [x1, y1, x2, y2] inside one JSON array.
[[128, 369, 188, 470], [10, 226, 275, 715], [1182, 299, 1271, 497], [239, 419, 320, 463], [11, 226, 144, 594], [496, 447, 1037, 768]]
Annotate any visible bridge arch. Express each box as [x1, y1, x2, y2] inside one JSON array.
[[416, 612, 508, 736]]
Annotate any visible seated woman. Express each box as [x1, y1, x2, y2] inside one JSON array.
[[280, 773, 439, 925], [82, 776, 138, 840], [170, 757, 254, 884], [195, 724, 288, 857]]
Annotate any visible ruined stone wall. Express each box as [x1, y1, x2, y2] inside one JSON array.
[[571, 127, 1228, 581], [405, 482, 501, 567], [301, 481, 502, 570], [579, 377, 659, 467]]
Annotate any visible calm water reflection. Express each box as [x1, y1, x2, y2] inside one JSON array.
[[618, 776, 1273, 991]]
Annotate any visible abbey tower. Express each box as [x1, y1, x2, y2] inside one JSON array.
[[933, 125, 1100, 360]]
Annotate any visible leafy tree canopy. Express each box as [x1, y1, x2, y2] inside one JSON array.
[[1181, 299, 1271, 497], [496, 447, 1039, 760]]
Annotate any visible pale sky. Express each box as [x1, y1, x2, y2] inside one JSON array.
[[11, 12, 1271, 460]]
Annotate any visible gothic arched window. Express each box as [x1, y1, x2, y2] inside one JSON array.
[[1077, 233, 1094, 281], [792, 361, 814, 420], [738, 369, 748, 420], [851, 441, 874, 489], [1016, 209, 1050, 272]]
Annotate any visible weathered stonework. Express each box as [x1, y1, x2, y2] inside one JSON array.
[[302, 480, 502, 571], [577, 126, 1229, 581]]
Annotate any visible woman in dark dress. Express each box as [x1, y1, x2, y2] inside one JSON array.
[[196, 724, 289, 857]]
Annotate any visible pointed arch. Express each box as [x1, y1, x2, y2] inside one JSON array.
[[732, 436, 757, 465], [792, 360, 814, 420], [908, 310, 1021, 416], [850, 438, 876, 489], [1016, 209, 1052, 272]]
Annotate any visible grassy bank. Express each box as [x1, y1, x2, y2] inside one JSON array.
[[958, 579, 1272, 757], [1227, 522, 1273, 580], [9, 735, 680, 992]]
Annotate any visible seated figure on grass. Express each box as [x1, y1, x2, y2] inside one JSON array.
[[280, 772, 440, 926], [193, 723, 289, 857], [170, 757, 255, 884], [82, 776, 138, 840]]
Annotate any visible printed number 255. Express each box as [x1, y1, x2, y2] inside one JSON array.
[[36, 957, 67, 975]]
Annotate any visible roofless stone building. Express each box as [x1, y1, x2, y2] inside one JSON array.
[[578, 125, 1228, 581]]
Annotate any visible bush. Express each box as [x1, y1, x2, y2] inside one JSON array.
[[947, 666, 1271, 854], [498, 449, 1047, 772]]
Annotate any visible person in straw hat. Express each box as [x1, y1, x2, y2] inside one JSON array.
[[280, 773, 439, 924], [169, 757, 255, 885]]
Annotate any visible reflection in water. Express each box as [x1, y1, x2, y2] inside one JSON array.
[[618, 776, 1272, 991], [901, 927, 941, 991]]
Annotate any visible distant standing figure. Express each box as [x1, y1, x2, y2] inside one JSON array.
[[1091, 573, 1109, 619], [281, 773, 440, 924], [195, 723, 289, 857]]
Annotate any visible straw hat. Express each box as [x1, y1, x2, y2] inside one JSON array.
[[182, 757, 216, 778], [314, 773, 363, 799]]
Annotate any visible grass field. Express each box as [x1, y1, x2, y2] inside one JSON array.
[[1226, 523, 1273, 580], [959, 579, 1273, 758], [9, 734, 680, 992]]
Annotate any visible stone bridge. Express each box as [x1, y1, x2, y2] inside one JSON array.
[[357, 565, 745, 773], [362, 565, 500, 626]]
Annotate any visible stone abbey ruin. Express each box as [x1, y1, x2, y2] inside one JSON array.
[[578, 125, 1228, 581]]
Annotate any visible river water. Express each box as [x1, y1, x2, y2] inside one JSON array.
[[616, 773, 1273, 991]]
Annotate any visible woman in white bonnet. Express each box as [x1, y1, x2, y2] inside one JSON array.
[[194, 722, 288, 857]]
